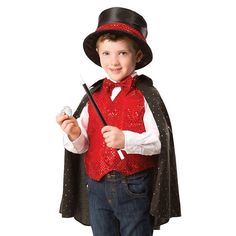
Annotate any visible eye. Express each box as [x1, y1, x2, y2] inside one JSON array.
[[119, 51, 128, 56], [102, 51, 110, 56]]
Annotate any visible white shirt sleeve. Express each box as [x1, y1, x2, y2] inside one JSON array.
[[123, 97, 161, 156], [63, 104, 89, 154]]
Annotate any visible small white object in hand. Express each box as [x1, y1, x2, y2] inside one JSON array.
[[61, 106, 72, 116]]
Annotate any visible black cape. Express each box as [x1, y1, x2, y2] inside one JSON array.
[[59, 75, 181, 229]]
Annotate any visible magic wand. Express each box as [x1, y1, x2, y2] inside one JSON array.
[[80, 75, 125, 160]]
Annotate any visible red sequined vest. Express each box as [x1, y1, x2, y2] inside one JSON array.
[[84, 77, 157, 180]]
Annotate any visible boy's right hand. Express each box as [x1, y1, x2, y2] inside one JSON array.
[[56, 113, 81, 141]]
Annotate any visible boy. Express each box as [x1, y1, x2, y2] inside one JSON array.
[[57, 7, 181, 236]]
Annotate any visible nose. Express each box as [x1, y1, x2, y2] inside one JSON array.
[[110, 55, 119, 66]]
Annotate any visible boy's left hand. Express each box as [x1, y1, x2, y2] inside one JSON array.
[[101, 126, 125, 149]]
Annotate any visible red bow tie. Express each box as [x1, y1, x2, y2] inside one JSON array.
[[103, 76, 135, 94]]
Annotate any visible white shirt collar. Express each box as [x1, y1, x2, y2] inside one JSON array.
[[108, 72, 137, 83]]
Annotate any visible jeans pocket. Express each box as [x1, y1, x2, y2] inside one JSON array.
[[123, 174, 149, 198]]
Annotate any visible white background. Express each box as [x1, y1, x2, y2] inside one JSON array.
[[0, 0, 236, 235]]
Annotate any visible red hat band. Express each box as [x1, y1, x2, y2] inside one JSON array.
[[96, 22, 146, 41]]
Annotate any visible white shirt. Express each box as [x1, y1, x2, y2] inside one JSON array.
[[64, 84, 161, 156]]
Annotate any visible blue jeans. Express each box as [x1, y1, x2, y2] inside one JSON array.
[[87, 170, 154, 236]]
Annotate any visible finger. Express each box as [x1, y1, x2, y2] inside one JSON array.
[[104, 136, 110, 144], [56, 114, 69, 124], [105, 139, 117, 149], [63, 123, 75, 134], [106, 142, 113, 148], [61, 119, 75, 130], [104, 136, 112, 146], [102, 131, 110, 139], [104, 135, 116, 146], [101, 125, 113, 134]]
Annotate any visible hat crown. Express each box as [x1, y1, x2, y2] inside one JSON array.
[[98, 7, 148, 39]]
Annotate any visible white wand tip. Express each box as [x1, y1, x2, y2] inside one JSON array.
[[117, 150, 125, 160], [79, 74, 86, 85]]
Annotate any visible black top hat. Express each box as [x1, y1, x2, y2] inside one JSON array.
[[83, 7, 153, 69]]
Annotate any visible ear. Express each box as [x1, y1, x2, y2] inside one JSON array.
[[136, 50, 143, 63]]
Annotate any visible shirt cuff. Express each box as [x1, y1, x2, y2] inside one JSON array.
[[63, 133, 88, 154], [123, 130, 161, 156]]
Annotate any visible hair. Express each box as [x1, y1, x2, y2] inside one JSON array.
[[96, 33, 140, 52]]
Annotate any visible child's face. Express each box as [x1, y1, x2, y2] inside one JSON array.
[[96, 37, 142, 82]]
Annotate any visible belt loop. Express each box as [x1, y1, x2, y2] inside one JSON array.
[[123, 174, 128, 183]]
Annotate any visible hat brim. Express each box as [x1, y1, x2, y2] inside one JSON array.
[[83, 29, 153, 70]]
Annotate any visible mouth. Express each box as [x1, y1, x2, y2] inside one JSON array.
[[109, 68, 122, 73]]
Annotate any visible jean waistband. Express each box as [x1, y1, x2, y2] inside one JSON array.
[[103, 169, 153, 180]]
